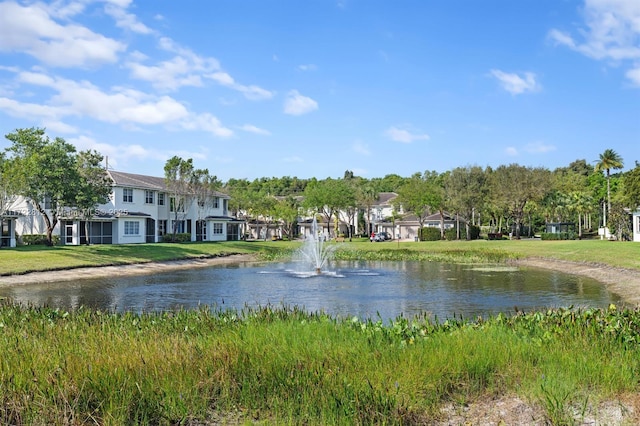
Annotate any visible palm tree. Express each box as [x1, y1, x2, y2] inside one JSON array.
[[594, 149, 624, 228]]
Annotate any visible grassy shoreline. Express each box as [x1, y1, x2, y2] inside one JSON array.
[[1, 304, 639, 425], [2, 238, 640, 276], [2, 239, 640, 424]]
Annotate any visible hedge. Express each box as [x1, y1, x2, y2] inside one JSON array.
[[21, 234, 61, 245]]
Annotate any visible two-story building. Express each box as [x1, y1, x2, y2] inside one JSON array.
[[13, 170, 241, 245]]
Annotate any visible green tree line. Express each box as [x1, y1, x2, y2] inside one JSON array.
[[2, 127, 637, 242]]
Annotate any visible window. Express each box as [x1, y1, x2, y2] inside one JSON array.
[[124, 221, 139, 235], [158, 193, 165, 206], [172, 220, 186, 233], [145, 190, 154, 204], [213, 223, 223, 234], [170, 197, 184, 212], [43, 195, 52, 210], [158, 220, 166, 236], [123, 188, 133, 203], [212, 197, 219, 209]]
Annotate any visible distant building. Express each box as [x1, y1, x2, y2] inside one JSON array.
[[12, 170, 241, 245]]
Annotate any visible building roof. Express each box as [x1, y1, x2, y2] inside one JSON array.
[[108, 170, 165, 190], [108, 170, 230, 198], [374, 192, 398, 206]]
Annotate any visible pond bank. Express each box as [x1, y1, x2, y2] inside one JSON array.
[[0, 254, 256, 287], [2, 254, 640, 307], [515, 257, 640, 306]]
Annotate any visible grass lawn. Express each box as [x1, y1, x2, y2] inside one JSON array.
[[1, 237, 639, 276]]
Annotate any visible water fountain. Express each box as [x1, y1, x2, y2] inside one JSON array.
[[299, 217, 337, 274]]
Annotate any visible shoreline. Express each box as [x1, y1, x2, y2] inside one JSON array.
[[1, 254, 640, 307], [515, 257, 640, 306], [0, 254, 256, 287]]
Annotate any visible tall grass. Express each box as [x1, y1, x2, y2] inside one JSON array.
[[1, 304, 639, 424]]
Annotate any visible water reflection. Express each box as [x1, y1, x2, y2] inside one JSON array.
[[0, 261, 620, 322]]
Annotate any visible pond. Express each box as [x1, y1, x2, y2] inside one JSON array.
[[0, 260, 620, 321]]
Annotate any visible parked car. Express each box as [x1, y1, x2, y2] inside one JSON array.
[[371, 232, 390, 242]]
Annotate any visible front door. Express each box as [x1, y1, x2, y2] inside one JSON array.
[[145, 218, 156, 243], [196, 220, 206, 241], [65, 223, 73, 245]]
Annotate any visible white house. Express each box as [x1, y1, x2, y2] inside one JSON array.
[[13, 170, 241, 245]]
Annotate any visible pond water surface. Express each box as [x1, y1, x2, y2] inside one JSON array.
[[0, 260, 620, 321]]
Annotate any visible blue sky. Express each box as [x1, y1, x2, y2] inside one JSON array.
[[0, 0, 638, 181]]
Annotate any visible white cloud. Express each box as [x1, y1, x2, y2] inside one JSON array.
[[240, 124, 271, 135], [104, 2, 153, 35], [43, 120, 78, 134], [283, 90, 318, 115], [298, 64, 317, 71], [490, 70, 540, 95], [549, 0, 640, 86], [505, 147, 519, 156], [206, 71, 274, 100], [626, 66, 640, 86], [524, 141, 557, 153], [126, 56, 204, 91], [69, 134, 208, 168], [181, 113, 234, 138], [385, 126, 429, 143], [0, 1, 125, 67], [352, 140, 371, 156], [15, 72, 190, 125], [0, 96, 64, 120], [2, 70, 234, 137]]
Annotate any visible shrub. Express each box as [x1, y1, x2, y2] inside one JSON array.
[[161, 233, 192, 243], [540, 232, 576, 241], [444, 227, 458, 240], [469, 225, 481, 240], [420, 227, 441, 241], [21, 234, 60, 245]]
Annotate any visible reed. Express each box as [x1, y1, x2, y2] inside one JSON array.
[[1, 304, 639, 424]]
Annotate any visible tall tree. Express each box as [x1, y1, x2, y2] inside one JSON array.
[[445, 166, 487, 240], [594, 149, 624, 228], [3, 127, 105, 245], [0, 152, 18, 215], [621, 162, 640, 210], [74, 150, 112, 244], [394, 175, 439, 235], [164, 156, 195, 238], [357, 181, 378, 237], [192, 168, 220, 223], [303, 178, 355, 237], [489, 164, 550, 239], [272, 195, 300, 239]]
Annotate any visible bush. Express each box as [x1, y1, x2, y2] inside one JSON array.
[[420, 227, 441, 241], [21, 234, 60, 245], [469, 225, 481, 240], [161, 233, 192, 243], [540, 232, 576, 241], [444, 227, 458, 241]]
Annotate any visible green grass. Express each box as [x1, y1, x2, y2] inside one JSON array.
[[2, 238, 640, 276], [0, 241, 284, 275], [0, 305, 639, 425], [2, 239, 640, 423]]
